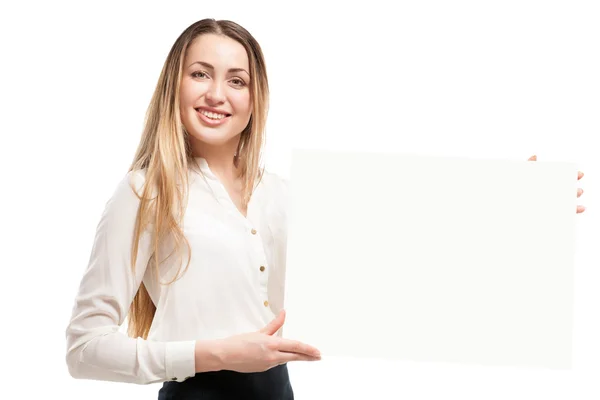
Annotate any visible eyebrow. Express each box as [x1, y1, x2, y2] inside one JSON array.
[[187, 61, 249, 76]]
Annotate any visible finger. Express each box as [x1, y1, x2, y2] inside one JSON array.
[[578, 171, 584, 180], [577, 188, 583, 198], [276, 338, 321, 358], [260, 310, 286, 335], [577, 205, 586, 213], [528, 155, 537, 161], [277, 352, 322, 364]]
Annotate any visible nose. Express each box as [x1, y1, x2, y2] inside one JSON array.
[[205, 80, 226, 105]]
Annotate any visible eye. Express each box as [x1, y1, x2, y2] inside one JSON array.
[[191, 71, 208, 79], [230, 78, 246, 87]]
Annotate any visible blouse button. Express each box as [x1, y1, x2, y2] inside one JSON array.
[[251, 228, 257, 235], [264, 300, 269, 307], [260, 266, 265, 272]]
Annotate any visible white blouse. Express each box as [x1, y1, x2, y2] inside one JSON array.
[[65, 157, 290, 385]]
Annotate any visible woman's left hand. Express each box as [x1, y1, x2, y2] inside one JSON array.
[[528, 155, 586, 214]]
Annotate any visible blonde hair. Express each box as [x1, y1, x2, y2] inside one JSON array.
[[126, 19, 270, 339]]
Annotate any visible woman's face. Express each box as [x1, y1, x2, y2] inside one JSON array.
[[180, 33, 252, 152]]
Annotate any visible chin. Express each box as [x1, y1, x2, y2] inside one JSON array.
[[186, 126, 240, 147]]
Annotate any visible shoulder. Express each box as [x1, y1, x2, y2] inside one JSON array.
[[124, 168, 148, 191], [106, 168, 149, 208], [259, 168, 290, 202], [257, 168, 290, 239]]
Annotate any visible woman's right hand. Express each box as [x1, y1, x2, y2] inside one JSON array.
[[195, 310, 321, 373]]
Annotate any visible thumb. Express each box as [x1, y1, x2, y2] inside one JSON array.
[[260, 309, 286, 335]]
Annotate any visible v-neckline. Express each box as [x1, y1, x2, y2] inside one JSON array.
[[193, 157, 255, 222]]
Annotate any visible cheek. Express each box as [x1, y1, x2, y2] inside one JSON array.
[[179, 86, 195, 108], [230, 91, 252, 114], [180, 80, 206, 108]]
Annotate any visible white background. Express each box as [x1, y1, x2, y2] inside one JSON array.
[[1, 0, 598, 399]]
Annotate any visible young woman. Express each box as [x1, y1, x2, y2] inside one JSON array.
[[65, 18, 321, 400], [65, 17, 586, 400]]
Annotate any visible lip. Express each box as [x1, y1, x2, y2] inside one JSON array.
[[196, 106, 231, 116], [196, 107, 231, 126]]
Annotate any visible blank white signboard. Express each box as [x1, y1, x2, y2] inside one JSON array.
[[283, 149, 578, 370]]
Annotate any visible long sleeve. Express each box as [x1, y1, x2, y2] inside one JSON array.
[[65, 170, 196, 385]]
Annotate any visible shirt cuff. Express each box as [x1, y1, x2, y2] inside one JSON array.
[[165, 340, 196, 382]]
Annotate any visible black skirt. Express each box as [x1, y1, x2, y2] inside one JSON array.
[[157, 364, 294, 400]]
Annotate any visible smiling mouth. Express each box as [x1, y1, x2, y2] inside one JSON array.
[[195, 108, 231, 120]]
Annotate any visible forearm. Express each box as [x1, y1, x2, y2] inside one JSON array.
[[194, 339, 226, 373], [66, 328, 196, 384]]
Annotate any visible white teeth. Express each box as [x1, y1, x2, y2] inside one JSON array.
[[199, 109, 227, 120]]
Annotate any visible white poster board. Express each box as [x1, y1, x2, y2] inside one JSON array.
[[283, 149, 578, 370]]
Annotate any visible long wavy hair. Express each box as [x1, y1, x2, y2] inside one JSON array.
[[126, 19, 269, 339]]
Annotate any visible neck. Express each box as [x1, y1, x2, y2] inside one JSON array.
[[192, 140, 240, 182]]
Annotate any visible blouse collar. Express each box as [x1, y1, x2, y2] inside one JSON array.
[[193, 157, 218, 180]]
